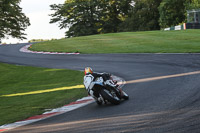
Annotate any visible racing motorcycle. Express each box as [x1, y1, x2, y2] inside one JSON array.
[[91, 77, 129, 105]]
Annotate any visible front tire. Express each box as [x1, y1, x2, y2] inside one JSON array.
[[100, 89, 120, 105], [121, 91, 129, 100]]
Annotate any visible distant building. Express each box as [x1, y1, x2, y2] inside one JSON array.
[[186, 9, 200, 29], [164, 9, 200, 31]]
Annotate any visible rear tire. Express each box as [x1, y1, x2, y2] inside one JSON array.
[[96, 100, 102, 105], [100, 89, 120, 105]]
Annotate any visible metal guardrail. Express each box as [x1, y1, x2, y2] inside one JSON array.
[[164, 23, 200, 31]]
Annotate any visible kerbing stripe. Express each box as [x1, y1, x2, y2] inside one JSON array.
[[19, 44, 80, 55]]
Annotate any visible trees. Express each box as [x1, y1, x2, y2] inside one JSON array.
[[50, 0, 103, 38], [100, 0, 133, 33], [119, 0, 162, 31], [50, 0, 200, 37], [187, 0, 200, 9], [158, 0, 190, 28], [0, 0, 30, 42], [50, 0, 133, 37]]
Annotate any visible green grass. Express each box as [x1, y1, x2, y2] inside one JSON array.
[[30, 29, 200, 54], [0, 63, 87, 126]]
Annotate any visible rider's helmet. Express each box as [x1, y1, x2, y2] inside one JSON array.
[[84, 67, 93, 75]]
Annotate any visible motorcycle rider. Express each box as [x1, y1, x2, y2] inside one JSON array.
[[83, 67, 122, 104]]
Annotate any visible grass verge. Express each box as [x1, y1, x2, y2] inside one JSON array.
[[0, 63, 87, 126], [30, 29, 200, 54]]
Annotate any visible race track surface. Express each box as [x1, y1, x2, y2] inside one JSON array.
[[1, 44, 200, 133]]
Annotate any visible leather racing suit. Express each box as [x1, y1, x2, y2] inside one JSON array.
[[83, 72, 118, 100]]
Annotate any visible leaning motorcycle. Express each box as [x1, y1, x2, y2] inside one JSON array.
[[91, 77, 129, 105]]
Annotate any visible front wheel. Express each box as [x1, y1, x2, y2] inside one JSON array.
[[121, 91, 129, 100], [100, 89, 120, 105]]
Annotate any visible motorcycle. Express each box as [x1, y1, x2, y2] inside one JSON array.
[[90, 77, 129, 105]]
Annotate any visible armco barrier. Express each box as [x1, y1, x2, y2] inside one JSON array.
[[164, 23, 200, 31], [164, 23, 186, 31]]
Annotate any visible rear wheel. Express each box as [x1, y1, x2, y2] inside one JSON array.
[[100, 89, 120, 105], [96, 100, 102, 105]]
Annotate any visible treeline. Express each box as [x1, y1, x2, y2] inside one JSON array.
[[50, 0, 200, 38], [28, 38, 60, 43], [1, 0, 200, 42], [0, 0, 30, 42]]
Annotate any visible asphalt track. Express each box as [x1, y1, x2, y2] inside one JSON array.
[[1, 44, 200, 133]]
